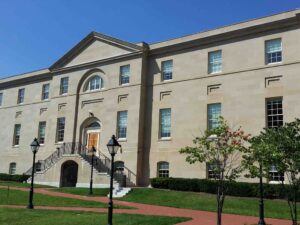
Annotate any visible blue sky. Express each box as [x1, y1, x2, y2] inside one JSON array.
[[0, 0, 299, 78]]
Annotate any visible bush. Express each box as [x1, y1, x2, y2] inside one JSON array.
[[0, 173, 30, 182], [150, 177, 299, 200]]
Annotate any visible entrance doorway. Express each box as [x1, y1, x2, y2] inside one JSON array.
[[60, 160, 78, 187], [83, 121, 101, 154]]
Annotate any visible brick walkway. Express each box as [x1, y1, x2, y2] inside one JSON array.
[[0, 186, 291, 225]]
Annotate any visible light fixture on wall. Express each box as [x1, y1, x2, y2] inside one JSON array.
[[89, 111, 94, 117]]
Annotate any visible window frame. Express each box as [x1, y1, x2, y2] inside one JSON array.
[[41, 83, 50, 100], [265, 97, 283, 128], [159, 108, 171, 139], [117, 111, 128, 139], [157, 161, 169, 178], [207, 103, 222, 130], [208, 50, 222, 74], [120, 65, 130, 85], [38, 121, 47, 145], [60, 77, 69, 95], [0, 92, 3, 106], [56, 117, 65, 143], [13, 124, 21, 146], [265, 38, 282, 65], [9, 162, 16, 175], [84, 75, 103, 92], [161, 60, 173, 81], [17, 88, 25, 104]]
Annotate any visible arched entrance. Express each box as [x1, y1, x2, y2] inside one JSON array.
[[60, 160, 78, 187], [80, 118, 101, 155]]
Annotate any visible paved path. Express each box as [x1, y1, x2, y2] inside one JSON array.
[[0, 186, 291, 225]]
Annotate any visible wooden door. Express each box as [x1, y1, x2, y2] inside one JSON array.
[[87, 132, 99, 152]]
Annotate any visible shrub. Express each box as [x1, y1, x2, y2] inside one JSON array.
[[150, 177, 299, 201], [0, 173, 30, 182]]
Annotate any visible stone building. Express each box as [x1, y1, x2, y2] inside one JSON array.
[[0, 9, 299, 187]]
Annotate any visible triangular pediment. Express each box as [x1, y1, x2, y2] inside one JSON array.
[[50, 32, 143, 69]]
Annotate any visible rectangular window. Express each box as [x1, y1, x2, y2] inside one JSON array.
[[266, 98, 283, 128], [207, 163, 221, 179], [208, 50, 222, 74], [117, 111, 128, 139], [17, 88, 25, 104], [208, 103, 221, 130], [38, 121, 46, 144], [9, 163, 16, 175], [160, 108, 171, 138], [269, 165, 284, 182], [42, 84, 50, 100], [266, 39, 282, 64], [56, 117, 65, 142], [158, 162, 169, 178], [162, 60, 173, 81], [13, 124, 21, 146], [0, 93, 3, 106], [60, 77, 69, 95], [120, 65, 130, 85]]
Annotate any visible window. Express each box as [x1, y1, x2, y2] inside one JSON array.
[[56, 117, 65, 142], [160, 108, 171, 138], [85, 76, 103, 91], [266, 39, 282, 64], [162, 60, 173, 81], [42, 84, 50, 100], [114, 161, 125, 172], [208, 50, 222, 74], [0, 93, 3, 106], [157, 162, 169, 178], [269, 165, 284, 182], [9, 163, 16, 175], [35, 162, 42, 172], [208, 103, 221, 130], [117, 111, 128, 139], [266, 98, 283, 128], [120, 65, 130, 85], [17, 88, 25, 104], [38, 121, 46, 144], [13, 124, 21, 146], [207, 163, 221, 179], [60, 77, 69, 95]]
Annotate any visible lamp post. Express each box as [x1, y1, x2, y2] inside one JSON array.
[[106, 135, 121, 225], [27, 138, 40, 209], [258, 162, 266, 225], [89, 146, 97, 195]]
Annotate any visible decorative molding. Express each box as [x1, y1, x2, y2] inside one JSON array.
[[265, 75, 282, 88], [160, 91, 171, 101], [118, 94, 128, 103], [40, 108, 48, 115], [207, 84, 221, 95], [58, 103, 67, 111], [81, 98, 104, 108]]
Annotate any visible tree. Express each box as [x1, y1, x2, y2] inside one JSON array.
[[179, 118, 250, 225]]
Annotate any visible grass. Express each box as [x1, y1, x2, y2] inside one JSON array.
[[0, 181, 53, 188], [0, 208, 189, 225], [0, 188, 129, 209], [51, 187, 110, 197], [121, 188, 299, 220]]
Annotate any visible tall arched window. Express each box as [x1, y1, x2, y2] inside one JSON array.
[[84, 76, 103, 91], [157, 161, 169, 178], [9, 162, 16, 175]]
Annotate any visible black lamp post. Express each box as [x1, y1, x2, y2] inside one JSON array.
[[27, 138, 40, 209], [89, 146, 97, 195], [106, 135, 121, 225], [258, 163, 266, 225]]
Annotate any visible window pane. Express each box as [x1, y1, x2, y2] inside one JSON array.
[[60, 78, 69, 94], [208, 103, 221, 129], [38, 121, 46, 144], [266, 98, 283, 128], [117, 111, 127, 138], [42, 84, 50, 100], [162, 60, 173, 80], [120, 65, 130, 84], [56, 118, 65, 142], [14, 124, 21, 146], [209, 51, 222, 74], [158, 162, 169, 178], [18, 89, 25, 104], [266, 39, 282, 64], [160, 108, 171, 138], [9, 163, 16, 175]]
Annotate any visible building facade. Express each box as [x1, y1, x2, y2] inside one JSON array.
[[0, 10, 300, 187]]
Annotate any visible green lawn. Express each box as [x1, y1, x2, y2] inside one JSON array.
[[0, 208, 189, 225], [121, 188, 298, 220], [0, 189, 129, 209], [51, 187, 110, 197], [0, 181, 53, 188]]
